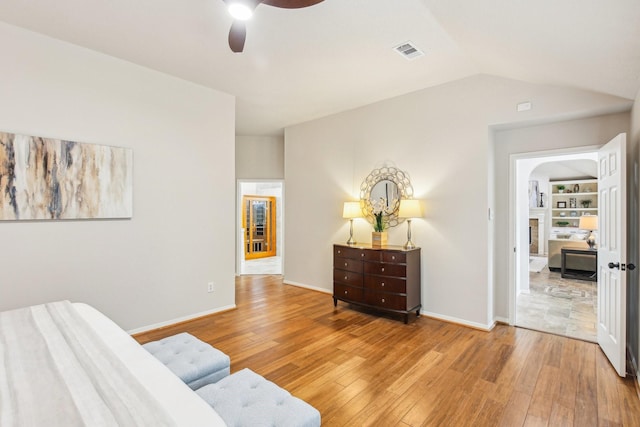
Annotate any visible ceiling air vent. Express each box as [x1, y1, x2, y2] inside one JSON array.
[[393, 41, 424, 60]]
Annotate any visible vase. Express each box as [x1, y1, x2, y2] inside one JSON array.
[[372, 231, 387, 247]]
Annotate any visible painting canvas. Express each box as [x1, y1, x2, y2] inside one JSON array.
[[0, 131, 132, 220]]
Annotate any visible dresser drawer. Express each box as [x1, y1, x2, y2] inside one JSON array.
[[382, 251, 406, 264], [363, 262, 406, 277], [334, 283, 363, 302], [333, 269, 363, 287], [364, 291, 406, 311], [334, 256, 363, 273], [364, 275, 406, 293], [334, 246, 367, 260]]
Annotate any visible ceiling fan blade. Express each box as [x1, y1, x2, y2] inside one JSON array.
[[261, 0, 324, 8], [228, 21, 247, 53]]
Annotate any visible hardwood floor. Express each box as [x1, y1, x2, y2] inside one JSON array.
[[133, 275, 640, 426]]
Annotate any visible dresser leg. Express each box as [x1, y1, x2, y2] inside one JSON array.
[[333, 297, 337, 307], [404, 313, 409, 324], [416, 308, 420, 317]]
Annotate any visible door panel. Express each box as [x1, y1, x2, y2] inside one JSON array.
[[597, 133, 626, 377]]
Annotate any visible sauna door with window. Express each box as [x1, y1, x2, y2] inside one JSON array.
[[243, 196, 276, 260]]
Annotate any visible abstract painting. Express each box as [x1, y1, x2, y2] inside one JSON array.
[[0, 131, 132, 220]]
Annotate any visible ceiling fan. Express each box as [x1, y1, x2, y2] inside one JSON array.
[[222, 0, 325, 53]]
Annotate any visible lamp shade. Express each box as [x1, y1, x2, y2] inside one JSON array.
[[398, 199, 422, 218], [342, 201, 362, 219], [578, 215, 598, 230]]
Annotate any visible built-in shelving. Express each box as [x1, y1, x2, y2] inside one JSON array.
[[549, 179, 598, 229]]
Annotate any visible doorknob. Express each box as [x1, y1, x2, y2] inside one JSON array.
[[628, 263, 637, 271], [608, 262, 620, 269]]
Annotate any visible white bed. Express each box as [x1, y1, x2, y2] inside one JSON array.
[[0, 301, 226, 426]]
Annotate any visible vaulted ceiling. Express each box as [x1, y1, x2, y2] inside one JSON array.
[[1, 0, 639, 135]]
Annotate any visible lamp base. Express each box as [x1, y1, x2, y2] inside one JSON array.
[[403, 240, 416, 250], [586, 231, 596, 249]]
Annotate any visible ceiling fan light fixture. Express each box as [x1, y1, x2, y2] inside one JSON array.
[[228, 2, 254, 20]]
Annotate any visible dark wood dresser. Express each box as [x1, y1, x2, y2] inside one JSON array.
[[333, 244, 421, 323]]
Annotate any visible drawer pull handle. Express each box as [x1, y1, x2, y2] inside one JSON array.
[[344, 276, 348, 280], [344, 290, 348, 294], [344, 262, 348, 267], [381, 267, 385, 272], [337, 250, 341, 254], [381, 298, 385, 303], [381, 283, 385, 287], [361, 253, 365, 257], [392, 256, 396, 260]]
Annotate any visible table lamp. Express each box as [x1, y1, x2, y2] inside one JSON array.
[[398, 199, 422, 249], [342, 201, 362, 245], [578, 215, 598, 249]]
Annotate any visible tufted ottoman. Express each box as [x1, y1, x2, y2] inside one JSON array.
[[196, 368, 321, 427], [142, 332, 230, 390]]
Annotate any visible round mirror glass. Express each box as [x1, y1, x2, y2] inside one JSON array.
[[360, 166, 413, 229], [370, 180, 400, 213]]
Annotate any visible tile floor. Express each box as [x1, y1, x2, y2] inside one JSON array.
[[242, 255, 282, 275], [516, 258, 597, 342]]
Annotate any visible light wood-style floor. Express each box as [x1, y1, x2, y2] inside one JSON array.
[[134, 275, 640, 426]]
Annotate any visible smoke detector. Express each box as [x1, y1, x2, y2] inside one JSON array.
[[393, 41, 424, 60]]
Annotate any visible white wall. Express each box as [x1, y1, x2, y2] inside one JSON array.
[[285, 74, 632, 329], [236, 135, 284, 179], [0, 22, 236, 330]]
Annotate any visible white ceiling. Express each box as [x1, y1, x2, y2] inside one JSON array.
[[1, 0, 639, 136], [533, 159, 598, 181]]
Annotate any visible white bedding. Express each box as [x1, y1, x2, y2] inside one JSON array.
[[0, 301, 226, 426]]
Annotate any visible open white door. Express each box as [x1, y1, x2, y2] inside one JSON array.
[[597, 133, 627, 377]]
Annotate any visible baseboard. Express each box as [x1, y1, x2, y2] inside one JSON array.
[[283, 279, 332, 294], [127, 304, 236, 335], [494, 316, 510, 325], [421, 310, 496, 331]]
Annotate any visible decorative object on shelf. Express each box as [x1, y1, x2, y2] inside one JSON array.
[[580, 199, 592, 208], [371, 231, 388, 247], [360, 165, 413, 229], [398, 199, 422, 249], [559, 212, 566, 217], [539, 192, 544, 208], [573, 184, 580, 193], [557, 221, 570, 227], [569, 197, 577, 208], [557, 201, 567, 208], [342, 201, 362, 245], [570, 211, 578, 217], [557, 184, 565, 193], [579, 215, 598, 249]]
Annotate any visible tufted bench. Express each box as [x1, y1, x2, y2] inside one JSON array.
[[142, 332, 230, 390], [196, 368, 321, 427]]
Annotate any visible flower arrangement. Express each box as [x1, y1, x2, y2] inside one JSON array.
[[371, 197, 393, 232]]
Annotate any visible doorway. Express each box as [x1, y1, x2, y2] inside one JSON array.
[[512, 149, 599, 341], [238, 181, 283, 275]]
